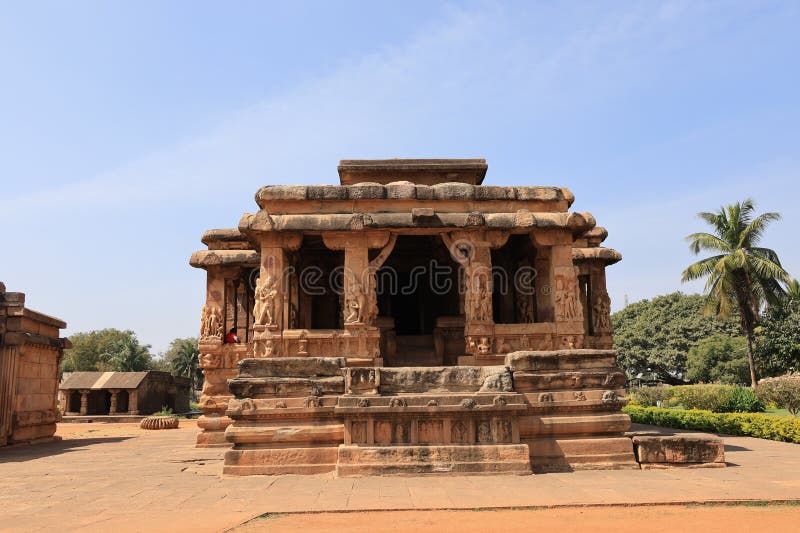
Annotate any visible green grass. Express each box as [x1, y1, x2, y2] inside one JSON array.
[[765, 407, 793, 418]]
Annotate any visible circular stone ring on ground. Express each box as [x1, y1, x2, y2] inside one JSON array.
[[140, 416, 180, 430]]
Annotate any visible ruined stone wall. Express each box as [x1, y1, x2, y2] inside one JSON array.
[[0, 283, 69, 446]]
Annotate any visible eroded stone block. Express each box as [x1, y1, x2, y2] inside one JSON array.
[[633, 435, 725, 465], [237, 357, 346, 378]]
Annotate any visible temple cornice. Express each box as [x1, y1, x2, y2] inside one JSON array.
[[189, 250, 260, 269], [571, 247, 622, 265], [254, 184, 575, 209], [201, 228, 252, 250], [237, 210, 595, 235]]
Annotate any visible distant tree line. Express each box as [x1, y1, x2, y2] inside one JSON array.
[[613, 291, 799, 385]]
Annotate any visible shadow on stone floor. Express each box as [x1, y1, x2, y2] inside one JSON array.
[[0, 436, 133, 463], [725, 444, 752, 452]]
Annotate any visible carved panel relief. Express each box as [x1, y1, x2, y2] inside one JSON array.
[[554, 273, 581, 322], [591, 292, 612, 332], [200, 305, 223, 340], [253, 274, 278, 327]]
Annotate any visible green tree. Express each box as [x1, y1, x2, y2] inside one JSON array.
[[63, 329, 140, 371], [686, 334, 750, 385], [682, 199, 790, 387], [162, 337, 202, 392], [754, 297, 800, 376], [612, 292, 740, 384]]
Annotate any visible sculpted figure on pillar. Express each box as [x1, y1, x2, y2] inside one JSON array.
[[362, 271, 380, 325], [254, 336, 275, 358], [465, 265, 492, 322], [554, 273, 581, 322], [592, 292, 612, 332], [254, 274, 278, 327], [344, 278, 365, 324], [517, 294, 534, 323], [200, 305, 223, 340]]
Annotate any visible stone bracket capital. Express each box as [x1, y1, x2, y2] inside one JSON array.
[[256, 232, 303, 251], [322, 231, 391, 250]]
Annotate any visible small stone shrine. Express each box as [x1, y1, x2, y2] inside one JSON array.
[[0, 283, 70, 446], [190, 159, 638, 474]]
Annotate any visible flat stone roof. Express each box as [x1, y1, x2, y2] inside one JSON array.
[[338, 158, 488, 186]]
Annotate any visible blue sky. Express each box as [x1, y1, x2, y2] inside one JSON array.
[[2, 1, 799, 353]]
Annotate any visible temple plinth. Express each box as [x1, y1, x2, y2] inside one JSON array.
[[190, 158, 637, 472]]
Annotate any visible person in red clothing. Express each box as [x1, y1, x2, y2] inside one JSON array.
[[224, 327, 239, 344]]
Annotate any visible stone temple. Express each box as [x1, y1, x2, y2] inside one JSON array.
[[190, 158, 636, 475]]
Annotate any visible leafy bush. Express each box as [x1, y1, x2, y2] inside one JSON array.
[[631, 384, 764, 412], [757, 375, 800, 416], [723, 386, 764, 413], [152, 406, 174, 417], [628, 386, 674, 407], [671, 384, 735, 412], [624, 405, 800, 443]]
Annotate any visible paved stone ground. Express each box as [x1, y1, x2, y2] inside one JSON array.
[[1, 420, 799, 532], [233, 506, 800, 533]]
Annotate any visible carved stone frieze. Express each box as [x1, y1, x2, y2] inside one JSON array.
[[200, 305, 223, 340]]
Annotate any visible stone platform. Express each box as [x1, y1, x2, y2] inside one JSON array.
[[222, 351, 645, 475]]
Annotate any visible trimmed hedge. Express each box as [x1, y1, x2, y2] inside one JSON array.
[[623, 404, 800, 444]]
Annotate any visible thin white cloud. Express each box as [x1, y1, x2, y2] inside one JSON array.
[[2, 1, 723, 218], [3, 1, 795, 352]]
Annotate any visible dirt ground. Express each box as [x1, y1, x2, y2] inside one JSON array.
[[3, 421, 800, 532], [234, 505, 800, 533]]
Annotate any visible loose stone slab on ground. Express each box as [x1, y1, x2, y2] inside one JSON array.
[[1, 420, 799, 532]]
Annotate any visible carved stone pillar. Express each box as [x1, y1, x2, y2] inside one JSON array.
[[532, 244, 555, 322], [583, 261, 613, 349], [252, 232, 302, 358], [322, 231, 393, 362], [443, 230, 507, 356], [550, 231, 584, 349], [109, 389, 119, 415], [196, 263, 229, 446], [322, 231, 392, 328], [128, 390, 138, 415], [79, 390, 89, 415]]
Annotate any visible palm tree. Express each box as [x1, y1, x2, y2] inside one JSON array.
[[106, 336, 153, 372], [787, 279, 800, 301], [170, 338, 200, 393], [682, 199, 790, 387]]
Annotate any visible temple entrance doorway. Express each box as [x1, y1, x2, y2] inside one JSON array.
[[376, 235, 461, 366]]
